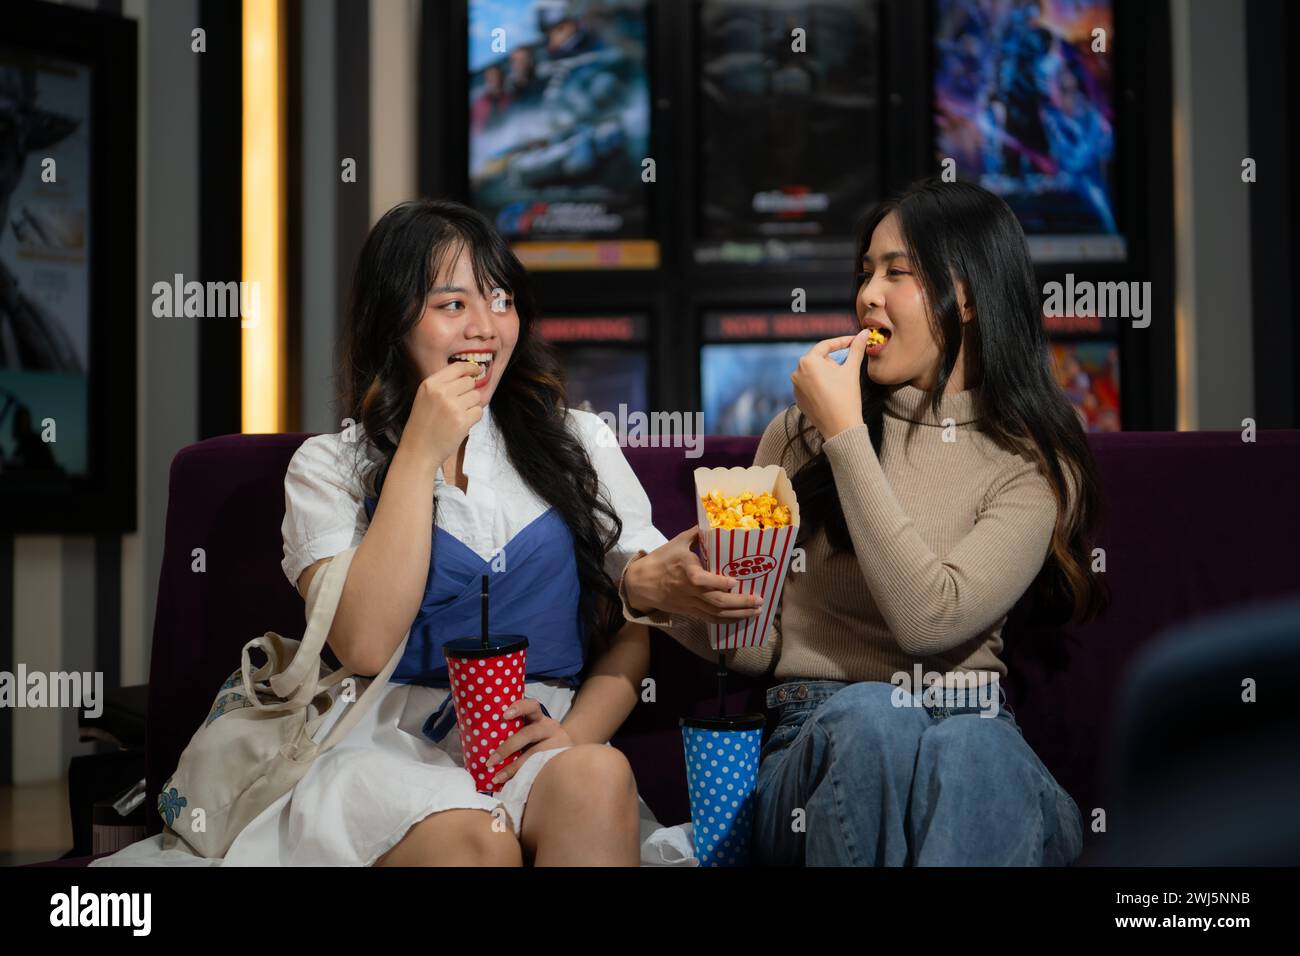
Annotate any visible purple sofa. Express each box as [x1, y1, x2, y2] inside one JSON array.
[[47, 428, 1300, 865]]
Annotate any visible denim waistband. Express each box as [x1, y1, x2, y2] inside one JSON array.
[[765, 678, 1011, 719]]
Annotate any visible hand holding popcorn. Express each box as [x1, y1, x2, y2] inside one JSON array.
[[694, 466, 801, 650]]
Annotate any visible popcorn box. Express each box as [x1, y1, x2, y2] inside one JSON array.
[[694, 465, 801, 650]]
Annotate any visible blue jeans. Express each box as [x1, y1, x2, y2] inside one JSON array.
[[753, 680, 1084, 866]]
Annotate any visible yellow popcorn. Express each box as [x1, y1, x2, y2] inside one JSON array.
[[865, 327, 887, 348], [701, 489, 792, 530]]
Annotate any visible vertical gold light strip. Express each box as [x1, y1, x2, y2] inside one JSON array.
[[242, 0, 287, 433], [1170, 3, 1196, 432], [1172, 110, 1196, 433]]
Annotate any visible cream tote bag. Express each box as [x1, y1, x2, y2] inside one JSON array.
[[157, 545, 407, 858]]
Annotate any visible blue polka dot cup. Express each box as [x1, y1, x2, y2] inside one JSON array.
[[681, 713, 765, 867]]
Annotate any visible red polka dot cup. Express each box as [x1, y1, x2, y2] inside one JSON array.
[[442, 636, 529, 794]]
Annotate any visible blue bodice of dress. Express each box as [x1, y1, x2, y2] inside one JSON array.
[[361, 496, 586, 690]]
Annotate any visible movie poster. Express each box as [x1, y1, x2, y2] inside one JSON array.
[[468, 0, 655, 268], [696, 0, 880, 265], [702, 341, 818, 435], [535, 313, 650, 415], [0, 49, 91, 477], [934, 0, 1124, 261], [558, 346, 649, 415], [1050, 339, 1120, 431]]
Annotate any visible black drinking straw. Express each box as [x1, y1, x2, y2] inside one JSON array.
[[717, 651, 728, 717], [480, 574, 489, 649]]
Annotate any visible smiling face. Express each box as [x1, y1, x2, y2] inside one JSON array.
[[404, 243, 519, 407], [856, 211, 974, 392]]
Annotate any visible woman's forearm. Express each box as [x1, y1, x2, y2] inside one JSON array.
[[621, 551, 661, 620], [622, 552, 778, 678], [561, 621, 650, 745], [328, 443, 437, 674]]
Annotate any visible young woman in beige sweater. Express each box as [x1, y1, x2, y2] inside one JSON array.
[[622, 178, 1108, 866]]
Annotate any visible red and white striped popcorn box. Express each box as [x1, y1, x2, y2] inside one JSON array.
[[694, 465, 801, 651]]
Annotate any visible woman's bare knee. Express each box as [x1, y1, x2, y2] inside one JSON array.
[[520, 745, 641, 865], [374, 808, 521, 867], [533, 745, 639, 820]]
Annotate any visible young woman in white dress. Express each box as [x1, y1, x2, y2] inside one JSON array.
[[221, 199, 672, 866]]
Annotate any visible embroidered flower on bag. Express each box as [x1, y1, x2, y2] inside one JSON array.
[[206, 671, 248, 725], [204, 697, 229, 726], [204, 690, 251, 726], [158, 787, 188, 827]]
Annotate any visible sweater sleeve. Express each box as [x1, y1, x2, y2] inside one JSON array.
[[820, 424, 1058, 655], [616, 411, 798, 678]]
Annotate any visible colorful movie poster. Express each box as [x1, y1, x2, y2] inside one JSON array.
[[702, 341, 819, 435], [934, 0, 1124, 261], [1050, 339, 1119, 431], [468, 0, 654, 268], [696, 0, 880, 265], [0, 49, 91, 477]]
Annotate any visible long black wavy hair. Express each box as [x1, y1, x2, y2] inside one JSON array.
[[786, 178, 1109, 627], [336, 199, 625, 644]]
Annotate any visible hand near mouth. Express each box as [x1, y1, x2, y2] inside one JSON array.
[[401, 360, 486, 468], [791, 331, 870, 441]]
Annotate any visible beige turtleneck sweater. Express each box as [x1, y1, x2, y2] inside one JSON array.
[[621, 385, 1065, 688]]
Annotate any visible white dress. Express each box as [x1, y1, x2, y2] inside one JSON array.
[[91, 407, 700, 866]]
